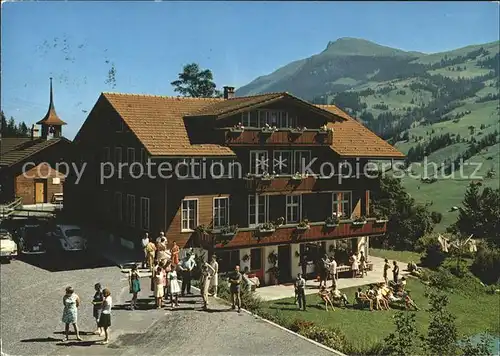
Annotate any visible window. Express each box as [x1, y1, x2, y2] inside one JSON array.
[[218, 250, 241, 273], [178, 159, 202, 179], [181, 199, 198, 231], [250, 248, 262, 270], [273, 150, 293, 175], [286, 195, 302, 223], [332, 192, 352, 218], [127, 148, 135, 166], [249, 150, 269, 175], [268, 111, 279, 126], [294, 150, 312, 173], [213, 197, 229, 228], [114, 147, 122, 166], [114, 192, 122, 221], [126, 194, 136, 227], [258, 111, 267, 128], [103, 147, 110, 162], [116, 118, 124, 132], [288, 115, 298, 128], [248, 194, 269, 227], [140, 197, 150, 230]]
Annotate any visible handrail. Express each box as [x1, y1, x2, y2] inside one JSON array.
[[0, 197, 23, 218]]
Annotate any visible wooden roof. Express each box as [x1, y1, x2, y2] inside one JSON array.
[[0, 138, 70, 167], [99, 92, 404, 159]]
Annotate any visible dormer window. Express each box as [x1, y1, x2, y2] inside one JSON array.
[[241, 110, 298, 129]]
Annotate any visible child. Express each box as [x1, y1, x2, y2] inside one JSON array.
[[91, 283, 104, 336]]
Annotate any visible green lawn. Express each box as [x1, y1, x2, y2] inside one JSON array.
[[370, 248, 422, 264], [261, 278, 500, 351]]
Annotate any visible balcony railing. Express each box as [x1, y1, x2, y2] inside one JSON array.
[[244, 174, 317, 192], [222, 128, 333, 146], [207, 218, 387, 249]]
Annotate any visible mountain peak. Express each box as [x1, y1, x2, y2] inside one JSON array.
[[324, 37, 414, 57]]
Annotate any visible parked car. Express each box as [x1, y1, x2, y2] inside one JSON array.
[[0, 228, 17, 261], [46, 225, 87, 252], [18, 225, 48, 255]]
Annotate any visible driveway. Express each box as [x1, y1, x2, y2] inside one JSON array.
[[1, 250, 341, 356]]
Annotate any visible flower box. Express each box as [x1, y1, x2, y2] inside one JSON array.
[[230, 128, 244, 133], [296, 225, 310, 231], [221, 232, 236, 238], [375, 219, 389, 224], [325, 223, 339, 228], [352, 221, 367, 226], [290, 175, 303, 181], [259, 228, 275, 233]]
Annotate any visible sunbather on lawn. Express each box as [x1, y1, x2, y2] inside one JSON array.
[[355, 287, 373, 311], [318, 286, 335, 311]]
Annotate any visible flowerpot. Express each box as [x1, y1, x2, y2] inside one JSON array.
[[259, 229, 275, 234], [352, 221, 367, 226], [375, 219, 388, 224], [325, 224, 339, 228], [296, 226, 310, 231]]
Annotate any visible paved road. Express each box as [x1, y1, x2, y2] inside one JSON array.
[[1, 250, 338, 356]]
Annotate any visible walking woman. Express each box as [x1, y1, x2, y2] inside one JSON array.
[[91, 283, 104, 336], [145, 238, 156, 272], [62, 286, 82, 341], [168, 264, 181, 308], [350, 251, 359, 278], [98, 288, 112, 344], [129, 265, 141, 310], [171, 241, 179, 265], [154, 266, 165, 308]]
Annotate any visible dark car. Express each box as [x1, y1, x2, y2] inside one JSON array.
[[18, 225, 48, 255]]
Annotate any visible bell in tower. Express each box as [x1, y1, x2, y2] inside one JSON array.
[[36, 77, 66, 139]]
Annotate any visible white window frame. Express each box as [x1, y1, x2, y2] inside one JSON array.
[[249, 150, 269, 175], [114, 192, 122, 222], [294, 150, 312, 174], [273, 150, 293, 175], [332, 191, 352, 218], [286, 194, 302, 224], [126, 194, 136, 227], [181, 198, 199, 232], [178, 158, 202, 180], [213, 197, 230, 228], [140, 197, 150, 230], [248, 194, 269, 227]]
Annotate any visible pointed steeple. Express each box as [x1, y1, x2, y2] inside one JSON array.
[[37, 78, 66, 139]]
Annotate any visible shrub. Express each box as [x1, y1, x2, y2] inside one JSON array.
[[420, 240, 446, 269], [288, 319, 315, 333], [430, 211, 443, 224], [471, 246, 500, 285], [298, 325, 352, 352], [216, 280, 263, 312]]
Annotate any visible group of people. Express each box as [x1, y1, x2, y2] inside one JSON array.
[[61, 283, 113, 344], [354, 278, 418, 311], [141, 232, 180, 271], [313, 250, 369, 289]]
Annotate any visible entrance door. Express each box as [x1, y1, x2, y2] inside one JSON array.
[[278, 245, 291, 283], [34, 181, 46, 203]]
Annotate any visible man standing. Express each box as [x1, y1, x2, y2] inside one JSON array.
[[392, 261, 400, 284], [141, 233, 150, 268], [359, 251, 367, 278], [156, 231, 166, 244], [209, 255, 219, 297], [383, 259, 390, 285], [228, 265, 242, 312], [329, 256, 337, 287], [180, 253, 196, 296], [295, 273, 306, 311], [319, 254, 330, 288], [200, 262, 215, 310]]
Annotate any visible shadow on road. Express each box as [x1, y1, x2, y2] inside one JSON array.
[[15, 249, 116, 272], [21, 337, 62, 343]]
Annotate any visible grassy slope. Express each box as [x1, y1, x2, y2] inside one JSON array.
[[261, 277, 500, 351]]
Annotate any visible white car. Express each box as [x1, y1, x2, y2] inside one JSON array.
[[48, 225, 88, 252], [0, 228, 18, 261]]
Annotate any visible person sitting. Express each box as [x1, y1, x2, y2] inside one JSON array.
[[400, 277, 407, 290], [318, 286, 335, 311], [407, 261, 421, 275], [375, 285, 390, 310], [404, 291, 419, 311], [329, 283, 349, 307], [354, 287, 373, 311]]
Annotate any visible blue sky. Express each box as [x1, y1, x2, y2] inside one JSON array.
[[2, 1, 499, 139]]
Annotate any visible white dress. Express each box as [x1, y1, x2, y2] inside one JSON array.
[[168, 271, 181, 295], [210, 261, 219, 287], [351, 255, 359, 270]]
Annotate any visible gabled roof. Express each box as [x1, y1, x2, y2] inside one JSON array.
[[0, 137, 71, 167], [318, 105, 405, 158], [96, 92, 404, 159], [36, 78, 67, 126], [188, 92, 348, 121], [102, 93, 235, 156], [1, 137, 33, 156]]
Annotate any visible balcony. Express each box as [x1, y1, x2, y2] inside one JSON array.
[[209, 218, 387, 249], [222, 128, 333, 146], [244, 174, 317, 192]]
